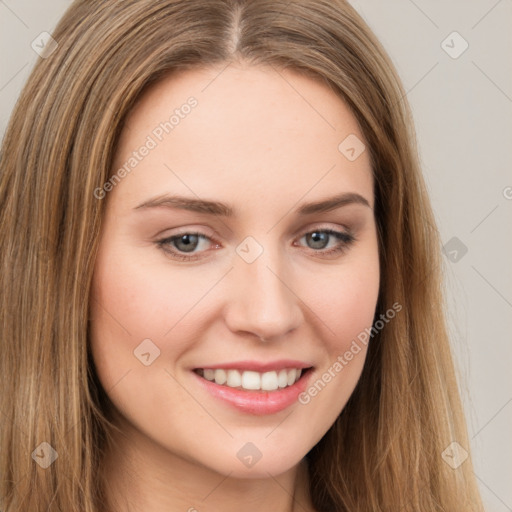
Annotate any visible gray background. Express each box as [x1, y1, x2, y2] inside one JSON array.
[[1, 1, 511, 509]]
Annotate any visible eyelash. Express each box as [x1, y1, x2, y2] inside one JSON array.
[[156, 227, 356, 262]]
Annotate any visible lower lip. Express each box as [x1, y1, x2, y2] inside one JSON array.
[[192, 369, 313, 415]]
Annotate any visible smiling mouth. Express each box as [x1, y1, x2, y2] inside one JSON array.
[[193, 367, 313, 392]]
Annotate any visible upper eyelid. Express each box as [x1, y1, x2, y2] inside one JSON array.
[[162, 224, 351, 239]]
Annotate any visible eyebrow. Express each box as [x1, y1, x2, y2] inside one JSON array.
[[133, 191, 371, 216]]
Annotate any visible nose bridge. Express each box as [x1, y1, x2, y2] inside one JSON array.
[[225, 237, 303, 339]]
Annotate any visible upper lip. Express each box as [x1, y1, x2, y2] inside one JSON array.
[[193, 359, 314, 372]]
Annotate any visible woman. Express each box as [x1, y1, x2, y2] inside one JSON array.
[[0, 0, 485, 510]]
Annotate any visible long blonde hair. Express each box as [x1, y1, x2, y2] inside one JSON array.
[[0, 0, 484, 510]]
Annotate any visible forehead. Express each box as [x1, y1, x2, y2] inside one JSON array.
[[110, 63, 374, 214]]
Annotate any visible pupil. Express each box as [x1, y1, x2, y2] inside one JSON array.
[[176, 234, 198, 252], [308, 232, 328, 249]]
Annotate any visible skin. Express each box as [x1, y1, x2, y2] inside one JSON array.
[[89, 61, 380, 512]]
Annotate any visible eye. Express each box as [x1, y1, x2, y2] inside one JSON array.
[[157, 231, 218, 261], [156, 227, 356, 262], [295, 228, 356, 258]]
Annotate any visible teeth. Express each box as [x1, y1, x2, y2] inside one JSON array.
[[261, 371, 278, 391], [278, 369, 288, 388], [199, 367, 305, 391], [214, 369, 227, 385], [226, 369, 242, 387], [204, 369, 215, 381]]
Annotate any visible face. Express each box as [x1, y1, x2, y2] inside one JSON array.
[[89, 63, 380, 479]]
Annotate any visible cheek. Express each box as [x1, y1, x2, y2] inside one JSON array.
[[88, 245, 204, 393], [326, 272, 379, 346], [294, 246, 380, 418], [305, 249, 380, 354], [90, 245, 210, 344], [88, 248, 213, 442]]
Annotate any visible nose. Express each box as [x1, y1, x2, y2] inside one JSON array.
[[223, 244, 304, 342]]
